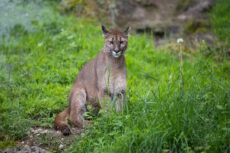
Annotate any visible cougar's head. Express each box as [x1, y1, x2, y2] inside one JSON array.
[[102, 26, 130, 58]]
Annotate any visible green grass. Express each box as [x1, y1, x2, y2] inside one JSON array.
[[0, 1, 230, 152], [210, 0, 230, 46]]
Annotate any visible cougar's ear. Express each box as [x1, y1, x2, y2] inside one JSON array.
[[124, 26, 131, 37], [101, 25, 109, 36]]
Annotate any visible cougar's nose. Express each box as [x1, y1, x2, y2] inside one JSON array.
[[114, 47, 119, 53]]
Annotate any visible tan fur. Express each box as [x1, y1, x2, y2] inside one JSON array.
[[54, 26, 130, 135]]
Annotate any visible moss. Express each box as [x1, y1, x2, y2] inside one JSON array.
[[185, 19, 210, 34], [0, 135, 15, 150], [60, 0, 84, 11], [176, 0, 195, 11]]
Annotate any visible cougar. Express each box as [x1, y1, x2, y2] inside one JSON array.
[[54, 26, 130, 135]]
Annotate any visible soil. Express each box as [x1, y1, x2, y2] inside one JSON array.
[[0, 127, 83, 153]]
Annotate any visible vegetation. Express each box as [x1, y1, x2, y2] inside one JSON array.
[[0, 0, 230, 152], [210, 0, 230, 46]]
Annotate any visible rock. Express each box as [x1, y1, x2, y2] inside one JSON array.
[[0, 148, 17, 153], [0, 146, 48, 153], [186, 0, 214, 14], [61, 0, 216, 47], [177, 0, 215, 22], [30, 146, 47, 153]]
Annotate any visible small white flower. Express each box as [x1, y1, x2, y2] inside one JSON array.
[[177, 38, 184, 44]]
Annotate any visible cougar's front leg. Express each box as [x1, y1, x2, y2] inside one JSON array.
[[69, 88, 87, 129], [114, 90, 126, 112], [98, 90, 112, 109]]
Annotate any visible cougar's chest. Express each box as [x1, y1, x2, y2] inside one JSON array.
[[103, 68, 127, 95]]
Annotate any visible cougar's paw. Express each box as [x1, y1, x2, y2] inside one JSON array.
[[61, 127, 71, 136]]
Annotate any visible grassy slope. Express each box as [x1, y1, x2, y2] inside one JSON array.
[[0, 1, 230, 152], [210, 0, 230, 46]]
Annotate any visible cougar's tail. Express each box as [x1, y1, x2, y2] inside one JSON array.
[[54, 108, 71, 136]]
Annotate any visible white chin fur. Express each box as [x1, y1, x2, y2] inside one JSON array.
[[112, 51, 121, 58]]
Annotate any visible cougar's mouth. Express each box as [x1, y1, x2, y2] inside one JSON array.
[[112, 51, 121, 58]]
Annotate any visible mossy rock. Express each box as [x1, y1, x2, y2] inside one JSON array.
[[185, 19, 210, 34], [176, 0, 196, 11]]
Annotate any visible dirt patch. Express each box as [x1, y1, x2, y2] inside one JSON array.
[[0, 146, 48, 153], [1, 127, 83, 152]]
